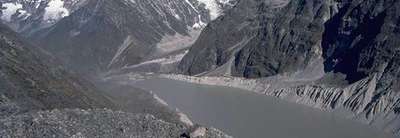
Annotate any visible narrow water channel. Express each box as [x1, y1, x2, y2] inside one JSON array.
[[134, 78, 395, 138]]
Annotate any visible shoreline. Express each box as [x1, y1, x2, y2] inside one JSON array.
[[158, 74, 400, 136]]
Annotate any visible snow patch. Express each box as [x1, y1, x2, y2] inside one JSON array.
[[217, 0, 232, 5], [197, 0, 222, 20], [184, 0, 197, 10], [17, 9, 31, 20], [44, 0, 70, 22], [173, 13, 181, 20], [192, 15, 206, 29], [1, 3, 23, 21]]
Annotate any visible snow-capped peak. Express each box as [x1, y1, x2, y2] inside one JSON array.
[[43, 0, 70, 22], [197, 0, 222, 20], [1, 0, 71, 23], [1, 3, 23, 21], [1, 0, 86, 33], [195, 0, 236, 20]]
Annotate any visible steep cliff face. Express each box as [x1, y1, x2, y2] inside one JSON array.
[[179, 0, 400, 81], [0, 23, 115, 115], [180, 0, 327, 77]]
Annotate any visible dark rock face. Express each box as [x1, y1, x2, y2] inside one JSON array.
[[319, 1, 400, 126], [179, 0, 400, 82], [322, 0, 400, 83], [179, 0, 325, 77], [29, 0, 210, 75], [0, 23, 115, 114]]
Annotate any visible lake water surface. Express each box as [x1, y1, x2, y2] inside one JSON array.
[[134, 78, 395, 138]]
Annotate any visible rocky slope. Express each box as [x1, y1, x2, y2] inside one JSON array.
[[0, 22, 115, 114], [0, 109, 231, 138], [0, 23, 231, 138], [178, 0, 400, 135], [180, 0, 326, 77]]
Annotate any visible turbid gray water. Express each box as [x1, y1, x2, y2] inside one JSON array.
[[133, 78, 395, 138]]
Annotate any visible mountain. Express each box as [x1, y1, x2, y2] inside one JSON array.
[[0, 0, 237, 75], [0, 0, 236, 33], [189, 0, 237, 20], [180, 0, 400, 93], [0, 23, 115, 116], [0, 0, 86, 35], [180, 0, 321, 77], [9, 0, 234, 75], [179, 0, 400, 134]]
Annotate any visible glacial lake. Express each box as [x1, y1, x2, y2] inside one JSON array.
[[134, 78, 395, 138]]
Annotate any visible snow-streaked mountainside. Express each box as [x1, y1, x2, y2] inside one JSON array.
[[0, 0, 235, 34], [0, 0, 237, 76], [14, 0, 235, 75], [0, 0, 87, 34], [195, 0, 236, 19]]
